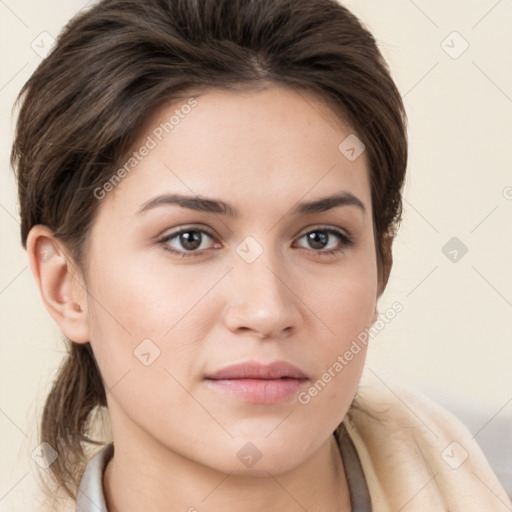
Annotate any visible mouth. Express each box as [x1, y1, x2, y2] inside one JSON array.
[[204, 360, 309, 404]]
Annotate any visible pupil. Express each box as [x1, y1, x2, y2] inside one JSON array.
[[181, 231, 201, 250], [308, 231, 327, 249]]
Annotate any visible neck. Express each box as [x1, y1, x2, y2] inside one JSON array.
[[103, 425, 351, 512]]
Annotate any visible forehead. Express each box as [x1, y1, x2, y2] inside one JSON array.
[[101, 84, 371, 217]]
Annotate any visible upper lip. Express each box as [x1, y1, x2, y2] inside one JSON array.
[[206, 361, 308, 380]]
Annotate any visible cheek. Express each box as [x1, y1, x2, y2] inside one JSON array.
[[85, 254, 213, 440], [295, 288, 372, 438], [297, 252, 377, 413], [84, 249, 216, 389], [88, 237, 220, 329], [308, 254, 378, 346]]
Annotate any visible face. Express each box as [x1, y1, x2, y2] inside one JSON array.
[[82, 84, 379, 474]]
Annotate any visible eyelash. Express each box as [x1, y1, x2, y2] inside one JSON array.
[[157, 226, 354, 259]]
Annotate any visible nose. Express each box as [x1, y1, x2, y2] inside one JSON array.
[[222, 248, 303, 340]]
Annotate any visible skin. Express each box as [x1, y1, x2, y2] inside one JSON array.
[[27, 84, 392, 511]]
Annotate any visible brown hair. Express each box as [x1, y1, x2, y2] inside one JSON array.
[[11, 0, 407, 502]]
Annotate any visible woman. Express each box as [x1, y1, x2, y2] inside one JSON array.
[[11, 0, 508, 510]]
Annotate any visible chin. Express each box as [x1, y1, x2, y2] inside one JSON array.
[[204, 436, 311, 477]]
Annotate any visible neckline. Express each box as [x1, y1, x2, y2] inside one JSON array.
[[335, 422, 372, 511]]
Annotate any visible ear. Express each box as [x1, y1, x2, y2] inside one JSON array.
[[376, 230, 394, 299], [26, 225, 90, 344]]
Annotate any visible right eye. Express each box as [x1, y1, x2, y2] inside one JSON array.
[[158, 227, 221, 257]]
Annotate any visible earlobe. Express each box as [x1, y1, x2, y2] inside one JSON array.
[[26, 225, 90, 344]]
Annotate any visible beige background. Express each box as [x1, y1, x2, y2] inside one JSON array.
[[1, 0, 511, 508]]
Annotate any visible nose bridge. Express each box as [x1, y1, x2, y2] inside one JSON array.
[[223, 235, 302, 337]]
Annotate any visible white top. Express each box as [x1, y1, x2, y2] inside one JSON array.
[[76, 424, 371, 511]]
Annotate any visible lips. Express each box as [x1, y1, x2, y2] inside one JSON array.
[[205, 360, 308, 380], [205, 361, 309, 404]]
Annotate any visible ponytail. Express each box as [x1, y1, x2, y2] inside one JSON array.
[[39, 341, 108, 501]]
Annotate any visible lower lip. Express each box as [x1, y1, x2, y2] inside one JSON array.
[[205, 378, 308, 404]]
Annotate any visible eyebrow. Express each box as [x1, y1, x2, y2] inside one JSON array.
[[136, 191, 366, 217]]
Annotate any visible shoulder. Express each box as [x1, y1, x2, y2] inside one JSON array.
[[341, 370, 510, 511]]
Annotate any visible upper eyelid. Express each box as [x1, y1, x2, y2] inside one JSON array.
[[159, 224, 215, 238]]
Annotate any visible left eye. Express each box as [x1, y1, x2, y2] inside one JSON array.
[[294, 228, 352, 253]]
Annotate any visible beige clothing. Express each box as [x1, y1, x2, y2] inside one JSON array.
[[340, 371, 510, 510]]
